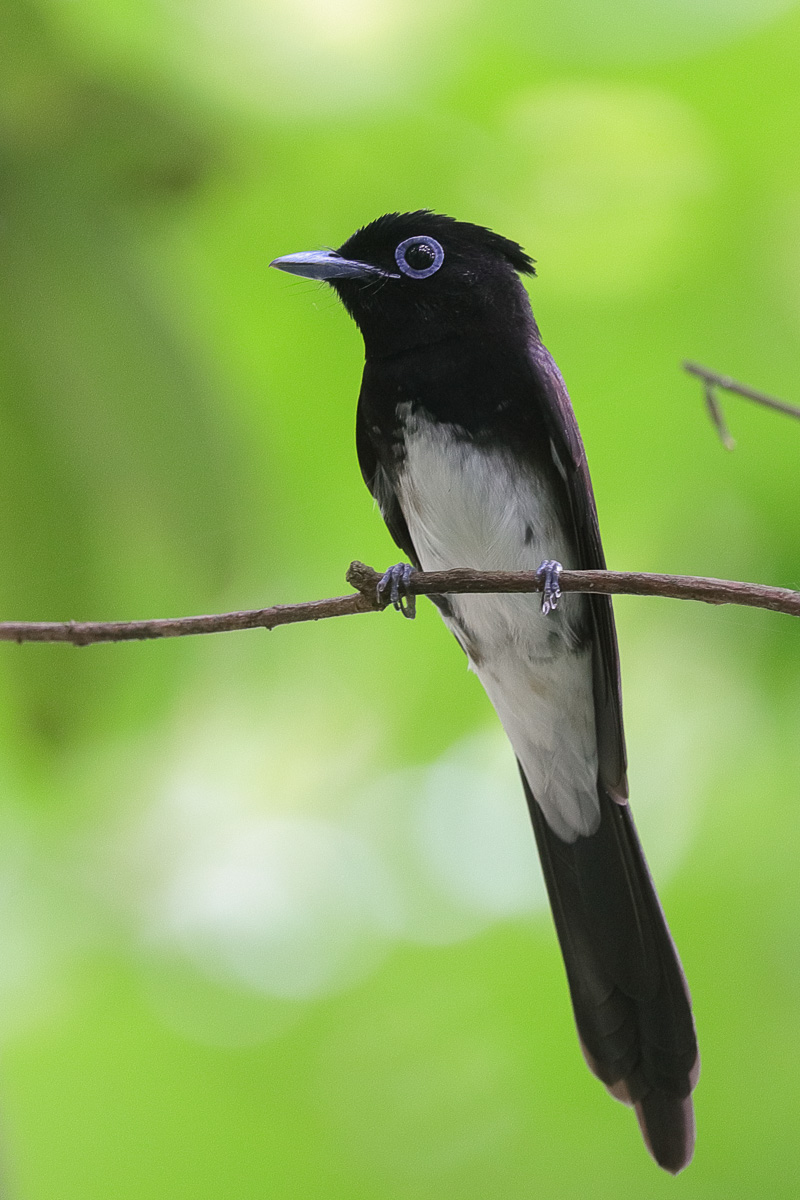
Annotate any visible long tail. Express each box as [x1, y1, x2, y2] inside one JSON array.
[[520, 768, 699, 1173]]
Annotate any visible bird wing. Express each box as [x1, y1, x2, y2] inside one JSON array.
[[526, 339, 628, 799]]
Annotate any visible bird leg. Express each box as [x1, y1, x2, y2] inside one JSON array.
[[376, 563, 416, 618], [536, 559, 562, 615]]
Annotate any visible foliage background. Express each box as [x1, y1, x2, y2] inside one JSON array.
[[1, 0, 800, 1195]]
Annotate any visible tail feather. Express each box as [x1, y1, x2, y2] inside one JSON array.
[[520, 767, 699, 1173], [636, 1091, 696, 1176]]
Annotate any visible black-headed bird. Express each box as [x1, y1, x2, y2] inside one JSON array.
[[271, 211, 699, 1172]]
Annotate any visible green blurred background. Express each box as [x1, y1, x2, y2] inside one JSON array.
[[1, 0, 800, 1195]]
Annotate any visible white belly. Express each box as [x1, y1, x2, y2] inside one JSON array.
[[396, 413, 599, 842]]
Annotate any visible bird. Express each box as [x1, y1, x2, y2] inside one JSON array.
[[271, 211, 699, 1172]]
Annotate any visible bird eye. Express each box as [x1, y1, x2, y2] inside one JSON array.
[[395, 236, 444, 279]]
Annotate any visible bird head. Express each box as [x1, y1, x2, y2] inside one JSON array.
[[270, 210, 537, 357]]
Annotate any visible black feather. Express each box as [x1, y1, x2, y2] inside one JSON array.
[[339, 210, 536, 278], [522, 770, 698, 1172]]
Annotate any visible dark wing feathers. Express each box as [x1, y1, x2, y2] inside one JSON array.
[[528, 340, 628, 797]]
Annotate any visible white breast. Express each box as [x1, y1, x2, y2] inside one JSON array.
[[396, 413, 599, 842]]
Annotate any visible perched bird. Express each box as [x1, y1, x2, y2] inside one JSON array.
[[271, 211, 699, 1172]]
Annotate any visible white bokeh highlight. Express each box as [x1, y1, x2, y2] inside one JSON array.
[[191, 0, 467, 113]]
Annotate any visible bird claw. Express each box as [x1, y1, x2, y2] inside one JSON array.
[[377, 563, 416, 619], [536, 559, 562, 615]]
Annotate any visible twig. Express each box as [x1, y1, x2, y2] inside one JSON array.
[[0, 562, 797, 647], [0, 592, 378, 646], [701, 380, 736, 451], [684, 361, 800, 448]]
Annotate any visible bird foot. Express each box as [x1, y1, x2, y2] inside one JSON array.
[[377, 563, 416, 619], [536, 559, 562, 615]]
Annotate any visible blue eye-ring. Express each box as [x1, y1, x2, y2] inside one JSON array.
[[395, 236, 445, 279]]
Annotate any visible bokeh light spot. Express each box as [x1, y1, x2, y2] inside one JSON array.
[[193, 0, 468, 112]]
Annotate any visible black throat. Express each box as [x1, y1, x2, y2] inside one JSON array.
[[356, 327, 564, 498]]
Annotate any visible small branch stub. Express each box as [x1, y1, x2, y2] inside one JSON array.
[[685, 360, 800, 447]]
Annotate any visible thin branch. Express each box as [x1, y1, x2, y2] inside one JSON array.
[[347, 563, 800, 615], [0, 562, 798, 647], [701, 380, 736, 450], [684, 361, 800, 448], [0, 592, 378, 646]]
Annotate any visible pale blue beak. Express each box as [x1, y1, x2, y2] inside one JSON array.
[[269, 249, 396, 281]]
